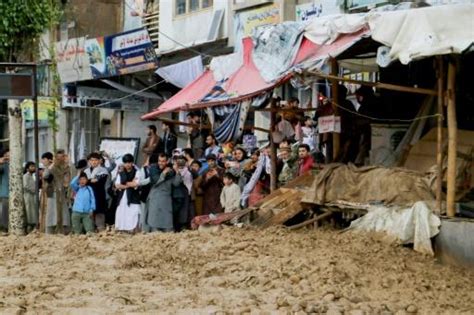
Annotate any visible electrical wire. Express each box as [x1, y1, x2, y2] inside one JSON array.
[[94, 79, 166, 108], [157, 30, 216, 60], [124, 0, 218, 60], [331, 100, 443, 123]]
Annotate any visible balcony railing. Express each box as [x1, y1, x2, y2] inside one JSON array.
[[143, 9, 159, 49]]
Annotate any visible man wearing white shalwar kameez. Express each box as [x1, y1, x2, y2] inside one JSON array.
[[114, 154, 141, 233]]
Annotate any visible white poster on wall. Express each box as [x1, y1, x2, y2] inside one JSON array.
[[55, 37, 93, 83], [99, 137, 141, 162], [234, 4, 280, 51], [318, 115, 341, 133]]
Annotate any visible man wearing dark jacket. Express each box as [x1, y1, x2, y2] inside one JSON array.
[[84, 152, 109, 231], [162, 122, 177, 158]]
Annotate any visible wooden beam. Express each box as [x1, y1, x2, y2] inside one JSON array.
[[287, 211, 333, 230], [331, 58, 340, 161], [307, 71, 438, 96], [253, 107, 316, 112], [446, 61, 457, 217], [436, 57, 444, 214], [155, 117, 270, 133], [269, 100, 278, 192]]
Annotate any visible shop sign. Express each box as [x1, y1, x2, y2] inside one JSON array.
[[55, 28, 158, 83], [55, 37, 93, 83], [234, 4, 280, 50], [346, 0, 388, 11], [295, 1, 341, 22], [85, 28, 158, 79], [318, 115, 341, 133], [21, 97, 58, 128], [0, 73, 34, 99]]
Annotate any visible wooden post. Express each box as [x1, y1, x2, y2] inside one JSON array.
[[269, 100, 278, 192], [446, 61, 457, 217], [330, 58, 340, 161], [436, 57, 444, 214]]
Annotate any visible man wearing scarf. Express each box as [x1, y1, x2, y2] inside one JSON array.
[[114, 154, 141, 233]]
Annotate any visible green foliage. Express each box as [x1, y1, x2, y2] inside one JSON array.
[[0, 0, 61, 61]]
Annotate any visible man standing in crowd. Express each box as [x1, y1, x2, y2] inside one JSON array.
[[138, 154, 157, 233], [114, 154, 141, 233], [41, 150, 71, 234], [162, 122, 177, 158], [278, 147, 297, 186], [23, 161, 38, 232], [200, 154, 224, 214], [84, 152, 109, 232], [172, 156, 193, 231], [142, 125, 161, 162], [183, 148, 195, 169], [297, 144, 315, 176], [147, 154, 181, 232], [190, 160, 204, 217], [0, 149, 9, 231], [187, 112, 207, 159], [204, 134, 221, 157]]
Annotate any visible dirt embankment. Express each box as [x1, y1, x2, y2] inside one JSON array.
[[0, 227, 472, 314]]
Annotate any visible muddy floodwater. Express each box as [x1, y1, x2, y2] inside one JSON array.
[[0, 227, 473, 314]]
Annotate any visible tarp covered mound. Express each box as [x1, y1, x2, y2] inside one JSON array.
[[302, 164, 436, 207], [349, 201, 441, 256]]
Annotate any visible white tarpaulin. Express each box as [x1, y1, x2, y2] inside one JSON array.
[[210, 51, 243, 82], [304, 13, 367, 45], [304, 4, 474, 66], [349, 201, 441, 256], [156, 56, 204, 89], [368, 4, 474, 65]]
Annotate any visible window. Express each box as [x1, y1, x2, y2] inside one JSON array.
[[176, 0, 186, 15], [189, 0, 200, 12], [175, 0, 213, 16], [202, 0, 213, 8]]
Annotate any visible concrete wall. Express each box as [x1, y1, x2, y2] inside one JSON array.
[[65, 0, 123, 38], [158, 0, 231, 53], [434, 218, 474, 270]]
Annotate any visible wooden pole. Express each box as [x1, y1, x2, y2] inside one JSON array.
[[436, 57, 444, 214], [446, 61, 457, 217], [330, 58, 340, 161], [288, 211, 333, 230], [269, 100, 278, 192], [154, 117, 270, 133], [306, 72, 438, 96]]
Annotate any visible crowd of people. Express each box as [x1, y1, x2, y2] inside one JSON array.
[[0, 111, 320, 234], [0, 89, 378, 235]]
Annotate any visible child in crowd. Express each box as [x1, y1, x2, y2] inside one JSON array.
[[301, 116, 318, 151], [70, 172, 96, 234], [23, 162, 38, 232], [220, 172, 241, 214]]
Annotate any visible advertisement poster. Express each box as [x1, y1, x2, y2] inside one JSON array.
[[99, 137, 141, 162], [85, 28, 158, 79], [318, 115, 341, 133], [21, 98, 58, 128], [296, 1, 341, 22], [55, 37, 93, 83], [234, 4, 280, 51]]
